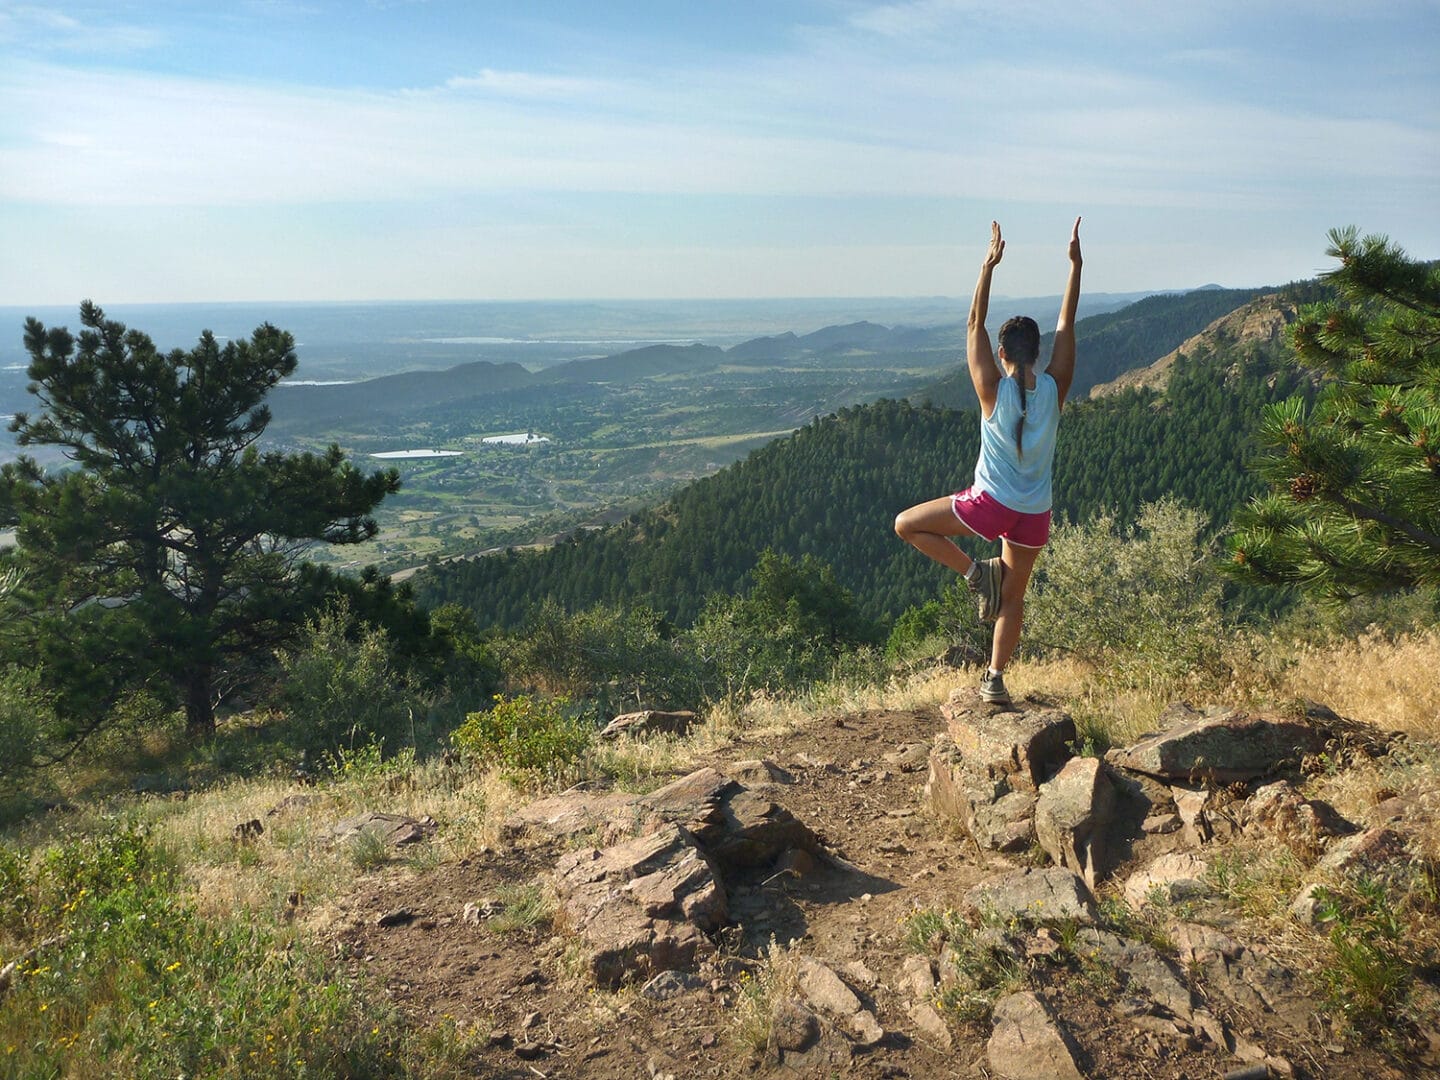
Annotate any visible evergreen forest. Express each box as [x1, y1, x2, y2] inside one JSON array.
[[415, 326, 1314, 630]]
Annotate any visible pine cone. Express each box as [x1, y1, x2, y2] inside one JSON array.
[[1290, 474, 1318, 501]]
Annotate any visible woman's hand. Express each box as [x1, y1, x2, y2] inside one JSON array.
[[984, 220, 1005, 269], [1068, 216, 1082, 265]]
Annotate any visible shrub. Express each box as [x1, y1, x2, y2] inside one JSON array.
[[1314, 868, 1438, 1039], [731, 937, 803, 1056], [0, 666, 47, 781], [1025, 498, 1230, 689], [277, 602, 425, 758], [885, 580, 991, 667], [503, 599, 702, 711], [451, 693, 592, 778]]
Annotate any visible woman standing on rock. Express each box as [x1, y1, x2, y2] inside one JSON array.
[[895, 218, 1082, 705]]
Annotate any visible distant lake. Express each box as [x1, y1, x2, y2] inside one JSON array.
[[370, 449, 464, 459], [483, 433, 551, 446]]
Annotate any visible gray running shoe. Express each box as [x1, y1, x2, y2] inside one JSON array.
[[970, 557, 1003, 624], [979, 669, 1011, 705]]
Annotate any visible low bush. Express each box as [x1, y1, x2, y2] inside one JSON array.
[[277, 603, 426, 759], [452, 693, 592, 779], [1025, 499, 1230, 691]]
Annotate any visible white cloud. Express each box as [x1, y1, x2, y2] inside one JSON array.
[[0, 2, 162, 51], [442, 68, 612, 100], [0, 48, 1432, 219]]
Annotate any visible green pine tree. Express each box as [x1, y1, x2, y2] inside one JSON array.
[[1, 302, 401, 743], [1228, 228, 1440, 598]]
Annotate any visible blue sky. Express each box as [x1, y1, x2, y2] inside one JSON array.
[[0, 0, 1435, 304]]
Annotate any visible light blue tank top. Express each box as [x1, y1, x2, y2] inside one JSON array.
[[972, 373, 1060, 514]]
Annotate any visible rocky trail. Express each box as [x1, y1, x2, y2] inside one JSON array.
[[315, 694, 1437, 1079]]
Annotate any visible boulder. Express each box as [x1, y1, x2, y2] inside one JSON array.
[[1168, 923, 1243, 967], [1240, 781, 1355, 855], [964, 867, 1098, 926], [599, 709, 698, 740], [634, 767, 825, 872], [500, 788, 635, 843], [940, 689, 1076, 790], [1122, 852, 1211, 909], [552, 825, 725, 988], [325, 811, 437, 847], [797, 957, 863, 1017], [883, 742, 932, 773], [987, 991, 1085, 1080], [900, 955, 937, 999], [926, 737, 1037, 853], [1106, 703, 1327, 784], [1288, 883, 1331, 926], [795, 958, 883, 1047], [1315, 827, 1409, 876], [502, 767, 826, 871], [723, 759, 796, 787], [1035, 756, 1116, 889], [1169, 783, 1238, 846], [908, 1001, 953, 1049]]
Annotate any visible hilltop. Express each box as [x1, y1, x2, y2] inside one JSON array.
[[317, 683, 1437, 1078], [1089, 292, 1305, 400]]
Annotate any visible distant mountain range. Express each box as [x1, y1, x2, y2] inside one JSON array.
[[260, 286, 1257, 438]]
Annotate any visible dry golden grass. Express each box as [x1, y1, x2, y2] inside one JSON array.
[[1273, 629, 1440, 736], [10, 623, 1434, 939]]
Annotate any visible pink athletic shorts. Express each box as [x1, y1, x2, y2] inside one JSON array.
[[951, 488, 1051, 548]]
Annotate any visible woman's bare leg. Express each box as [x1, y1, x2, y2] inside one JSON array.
[[990, 539, 1042, 671], [894, 496, 982, 575]]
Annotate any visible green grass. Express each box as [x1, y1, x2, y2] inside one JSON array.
[[0, 826, 477, 1078]]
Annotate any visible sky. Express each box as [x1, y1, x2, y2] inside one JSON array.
[[0, 0, 1436, 304]]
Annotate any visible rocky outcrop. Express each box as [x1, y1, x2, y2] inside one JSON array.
[[516, 766, 832, 988], [940, 689, 1076, 790], [965, 867, 1099, 926], [1106, 703, 1327, 784], [552, 825, 725, 988], [599, 709, 698, 740], [1035, 756, 1116, 891], [1123, 851, 1211, 909], [927, 690, 1076, 854], [325, 811, 437, 847]]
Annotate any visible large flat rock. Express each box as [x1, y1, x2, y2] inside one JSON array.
[[964, 867, 1098, 926], [940, 690, 1075, 791], [987, 991, 1085, 1080], [1106, 703, 1327, 784]]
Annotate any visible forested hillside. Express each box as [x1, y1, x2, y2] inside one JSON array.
[[415, 320, 1313, 629]]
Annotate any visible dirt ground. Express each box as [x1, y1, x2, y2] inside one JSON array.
[[321, 704, 1413, 1079]]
